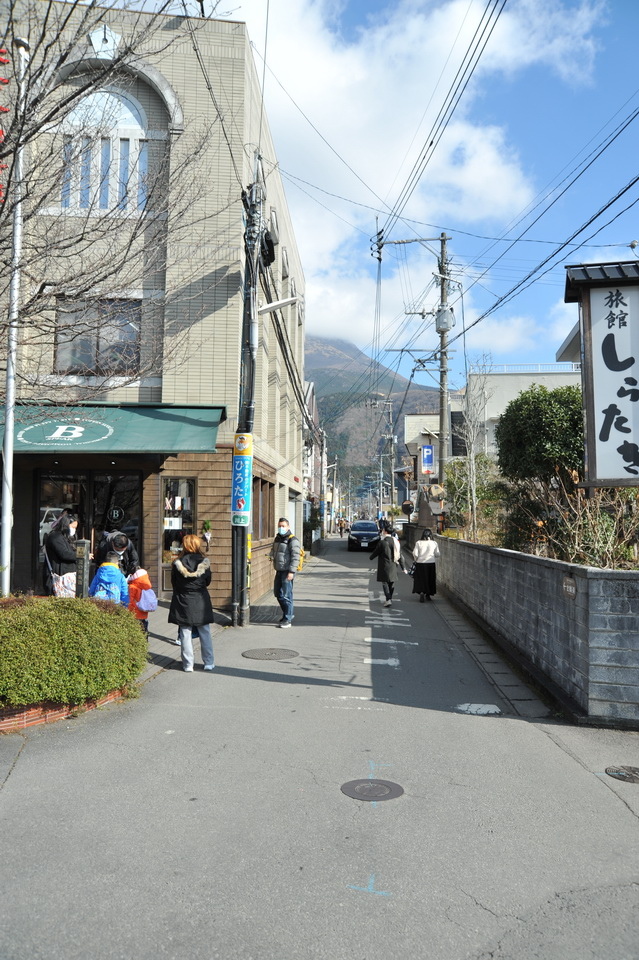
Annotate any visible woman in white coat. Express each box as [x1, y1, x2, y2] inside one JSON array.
[[412, 529, 440, 602]]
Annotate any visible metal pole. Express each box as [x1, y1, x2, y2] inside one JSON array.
[[232, 156, 262, 626], [319, 430, 326, 537], [437, 232, 450, 488], [1, 39, 29, 598]]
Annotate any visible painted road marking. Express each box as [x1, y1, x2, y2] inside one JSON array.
[[347, 874, 392, 896], [364, 657, 400, 667], [364, 637, 418, 646], [456, 703, 502, 715]]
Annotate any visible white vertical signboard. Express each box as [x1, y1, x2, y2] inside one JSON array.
[[589, 285, 639, 482]]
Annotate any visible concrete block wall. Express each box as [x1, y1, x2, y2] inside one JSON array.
[[436, 536, 639, 724]]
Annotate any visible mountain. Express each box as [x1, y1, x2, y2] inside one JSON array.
[[304, 335, 439, 468]]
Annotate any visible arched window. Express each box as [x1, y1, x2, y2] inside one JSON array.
[[59, 89, 150, 213]]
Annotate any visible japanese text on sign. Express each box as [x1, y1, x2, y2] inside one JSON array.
[[591, 287, 639, 480], [231, 433, 253, 526]]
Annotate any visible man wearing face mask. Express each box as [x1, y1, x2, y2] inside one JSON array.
[[270, 517, 301, 628], [95, 530, 139, 577]]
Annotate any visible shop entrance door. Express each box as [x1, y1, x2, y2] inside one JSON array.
[[38, 470, 142, 570]]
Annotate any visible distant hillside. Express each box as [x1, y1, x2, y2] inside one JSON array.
[[305, 335, 439, 467]]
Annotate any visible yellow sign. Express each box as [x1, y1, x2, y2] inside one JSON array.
[[234, 433, 253, 456]]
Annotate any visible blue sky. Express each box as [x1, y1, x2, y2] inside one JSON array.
[[221, 0, 639, 392]]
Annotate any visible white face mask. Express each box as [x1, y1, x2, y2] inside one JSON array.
[[69, 528, 77, 538]]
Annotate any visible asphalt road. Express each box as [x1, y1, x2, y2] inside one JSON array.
[[1, 536, 638, 960]]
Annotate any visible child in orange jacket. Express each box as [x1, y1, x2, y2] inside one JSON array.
[[127, 566, 156, 634]]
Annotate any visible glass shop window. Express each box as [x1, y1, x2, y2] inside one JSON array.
[[162, 478, 195, 565]]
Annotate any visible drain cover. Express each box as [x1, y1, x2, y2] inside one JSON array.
[[241, 648, 299, 660], [605, 766, 639, 784], [341, 779, 404, 801]]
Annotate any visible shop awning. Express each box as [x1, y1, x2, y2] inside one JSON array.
[[2, 404, 227, 453]]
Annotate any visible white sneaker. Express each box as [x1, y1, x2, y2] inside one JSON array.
[[204, 664, 215, 671], [183, 666, 193, 672], [384, 600, 392, 607], [279, 621, 292, 628]]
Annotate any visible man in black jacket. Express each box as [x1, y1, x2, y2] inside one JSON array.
[[94, 531, 139, 577], [270, 518, 301, 628]]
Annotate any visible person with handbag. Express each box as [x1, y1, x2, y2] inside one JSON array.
[[168, 534, 215, 672], [369, 522, 398, 607], [412, 528, 440, 602], [43, 513, 78, 597]]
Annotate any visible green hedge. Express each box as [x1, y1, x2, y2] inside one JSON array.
[[0, 596, 148, 708]]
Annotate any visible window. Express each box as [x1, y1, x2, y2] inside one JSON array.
[[59, 90, 151, 213], [162, 478, 196, 564], [55, 299, 141, 376], [281, 247, 289, 279], [251, 477, 274, 540]]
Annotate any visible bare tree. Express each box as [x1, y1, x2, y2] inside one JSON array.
[[452, 356, 493, 540], [1, 0, 236, 413]]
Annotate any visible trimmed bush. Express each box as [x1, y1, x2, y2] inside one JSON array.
[[0, 596, 148, 707]]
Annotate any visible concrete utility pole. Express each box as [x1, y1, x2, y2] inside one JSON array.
[[319, 430, 327, 537], [435, 232, 453, 487], [377, 232, 453, 491], [231, 156, 263, 627], [381, 399, 396, 510], [1, 39, 29, 598]]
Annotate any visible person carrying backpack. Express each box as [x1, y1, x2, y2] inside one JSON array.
[[127, 566, 157, 634], [89, 552, 130, 607]]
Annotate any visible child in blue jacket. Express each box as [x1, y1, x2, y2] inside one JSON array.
[[89, 551, 130, 606]]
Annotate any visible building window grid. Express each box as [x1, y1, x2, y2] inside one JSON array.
[[61, 131, 149, 213], [54, 299, 142, 376]]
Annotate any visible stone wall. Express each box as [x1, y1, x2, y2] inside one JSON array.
[[435, 536, 639, 725]]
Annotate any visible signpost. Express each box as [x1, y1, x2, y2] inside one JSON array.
[[420, 444, 435, 475]]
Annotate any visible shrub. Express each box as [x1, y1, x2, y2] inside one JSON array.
[[0, 596, 148, 707]]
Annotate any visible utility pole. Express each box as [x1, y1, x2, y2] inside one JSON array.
[[375, 231, 454, 492], [231, 155, 263, 626], [381, 399, 396, 510], [435, 232, 452, 487], [319, 430, 327, 537]]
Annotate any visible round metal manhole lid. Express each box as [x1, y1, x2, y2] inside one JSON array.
[[605, 766, 639, 784], [241, 648, 299, 661], [341, 779, 404, 801]]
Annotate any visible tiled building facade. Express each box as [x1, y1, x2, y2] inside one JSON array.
[[3, 5, 307, 609]]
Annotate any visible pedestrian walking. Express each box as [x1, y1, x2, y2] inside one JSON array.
[[412, 529, 440, 602], [127, 565, 157, 634], [43, 513, 78, 596], [88, 552, 130, 606], [271, 518, 300, 628], [338, 518, 345, 538], [369, 522, 397, 607], [168, 534, 215, 672]]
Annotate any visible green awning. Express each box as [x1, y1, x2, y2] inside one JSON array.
[[2, 404, 227, 453]]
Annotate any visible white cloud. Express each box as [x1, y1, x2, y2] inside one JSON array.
[[218, 0, 605, 354]]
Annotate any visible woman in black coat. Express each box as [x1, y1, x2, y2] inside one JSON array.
[[369, 525, 398, 607], [43, 514, 78, 595], [168, 534, 215, 672]]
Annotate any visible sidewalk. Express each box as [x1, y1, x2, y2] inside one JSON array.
[[142, 537, 551, 721], [2, 533, 638, 960]]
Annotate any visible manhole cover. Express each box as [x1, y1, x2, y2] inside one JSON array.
[[341, 779, 404, 801], [605, 766, 639, 784], [241, 648, 299, 660]]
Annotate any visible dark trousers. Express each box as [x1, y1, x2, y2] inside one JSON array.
[[274, 571, 294, 621]]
